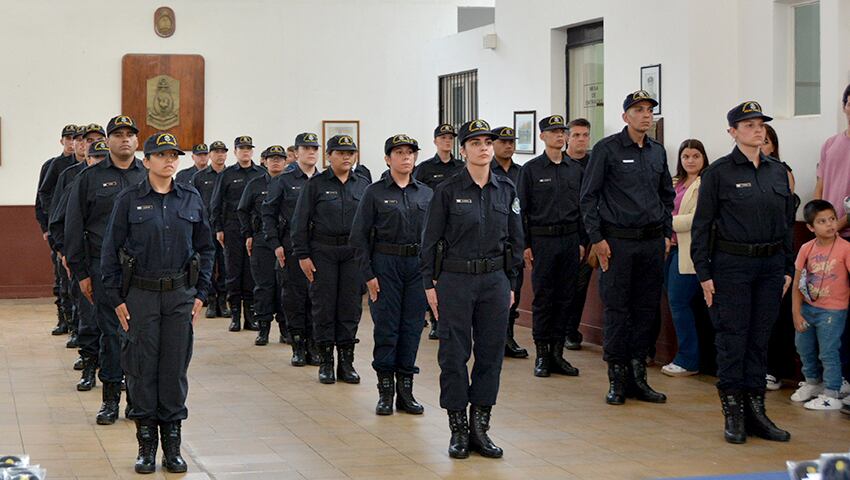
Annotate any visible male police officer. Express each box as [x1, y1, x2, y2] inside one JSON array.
[[262, 133, 322, 365], [489, 126, 529, 359], [175, 143, 209, 185], [210, 136, 265, 332], [414, 123, 464, 340], [421, 119, 523, 459], [192, 140, 230, 318], [580, 91, 674, 405], [517, 115, 583, 378], [65, 115, 147, 424], [238, 145, 288, 346]]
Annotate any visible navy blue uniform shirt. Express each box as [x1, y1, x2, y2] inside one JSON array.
[[517, 152, 587, 247], [48, 161, 87, 254], [35, 157, 56, 233], [101, 177, 215, 308], [489, 158, 521, 185], [190, 165, 222, 212], [38, 153, 77, 222], [175, 165, 203, 185], [237, 172, 271, 240], [261, 165, 319, 251], [209, 162, 265, 232], [413, 154, 465, 190]]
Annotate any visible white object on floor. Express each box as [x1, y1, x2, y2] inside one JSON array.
[[765, 374, 781, 391], [661, 363, 698, 377], [791, 381, 824, 402], [803, 394, 843, 410]]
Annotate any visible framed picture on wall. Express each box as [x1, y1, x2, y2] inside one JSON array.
[[640, 64, 662, 115], [648, 117, 664, 144], [322, 120, 360, 167], [513, 110, 536, 155]]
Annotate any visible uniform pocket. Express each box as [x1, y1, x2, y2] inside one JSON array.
[[450, 203, 472, 216], [177, 209, 202, 223]]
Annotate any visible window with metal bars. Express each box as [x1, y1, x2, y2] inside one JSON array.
[[438, 69, 478, 158]]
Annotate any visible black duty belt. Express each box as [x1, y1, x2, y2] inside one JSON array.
[[311, 233, 350, 246], [374, 243, 421, 257], [529, 223, 579, 236], [131, 272, 189, 292], [603, 224, 664, 240], [715, 239, 782, 257], [442, 256, 505, 274]]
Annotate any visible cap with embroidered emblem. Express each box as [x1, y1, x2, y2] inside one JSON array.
[[622, 90, 659, 112], [295, 132, 320, 147], [106, 115, 140, 135], [458, 119, 497, 145], [87, 140, 110, 158], [209, 140, 228, 152], [234, 135, 254, 148], [434, 123, 458, 138], [538, 115, 567, 133], [384, 134, 420, 155], [73, 125, 86, 138], [491, 126, 518, 140], [265, 144, 287, 159], [83, 123, 106, 138], [727, 100, 773, 127], [61, 124, 78, 137], [192, 143, 209, 154], [143, 132, 185, 156], [327, 134, 358, 152]]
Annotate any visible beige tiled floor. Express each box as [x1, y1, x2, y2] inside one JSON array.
[[1, 298, 848, 479]]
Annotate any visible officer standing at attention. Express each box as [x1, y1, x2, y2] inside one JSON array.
[[579, 91, 674, 406], [489, 126, 529, 359], [65, 115, 147, 425], [691, 101, 793, 444], [350, 134, 432, 416], [517, 115, 583, 378], [37, 124, 78, 336], [414, 123, 464, 340], [421, 119, 523, 460], [175, 143, 209, 185], [101, 132, 214, 474], [192, 140, 230, 319], [238, 145, 289, 346], [291, 134, 368, 384], [210, 136, 265, 332], [262, 133, 322, 366], [50, 139, 110, 391]]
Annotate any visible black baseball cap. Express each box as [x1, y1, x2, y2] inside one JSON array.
[[73, 125, 86, 138], [491, 126, 517, 140], [327, 134, 358, 152], [295, 132, 320, 147], [83, 123, 106, 138], [727, 101, 773, 127], [434, 123, 457, 138], [106, 115, 140, 135], [143, 132, 185, 156], [266, 145, 287, 159], [61, 124, 78, 137], [539, 115, 567, 132], [622, 90, 659, 112], [458, 119, 497, 145], [192, 143, 209, 154], [384, 134, 420, 155], [87, 140, 110, 158], [209, 140, 228, 152], [234, 135, 254, 148]]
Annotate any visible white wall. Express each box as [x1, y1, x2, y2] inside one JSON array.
[[0, 0, 492, 205]]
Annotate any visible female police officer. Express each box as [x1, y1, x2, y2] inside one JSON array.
[[350, 134, 432, 415], [291, 134, 369, 385], [102, 132, 214, 473], [421, 120, 523, 459], [691, 102, 794, 444]]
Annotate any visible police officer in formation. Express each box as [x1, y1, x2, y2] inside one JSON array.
[[350, 134, 432, 415], [580, 90, 674, 406], [210, 136, 265, 332], [192, 140, 230, 319], [489, 126, 530, 359], [238, 145, 289, 346], [413, 123, 465, 340], [175, 142, 209, 185], [65, 115, 147, 424], [291, 134, 369, 384], [691, 101, 793, 444], [262, 133, 322, 366], [101, 131, 214, 474], [50, 137, 110, 391], [421, 119, 523, 459], [517, 115, 583, 378]]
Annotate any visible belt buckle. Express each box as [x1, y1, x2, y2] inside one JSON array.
[[469, 259, 484, 274], [161, 277, 174, 290]]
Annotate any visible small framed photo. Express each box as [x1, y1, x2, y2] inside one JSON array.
[[648, 117, 664, 144], [322, 120, 360, 167], [513, 110, 536, 155], [640, 64, 662, 115]]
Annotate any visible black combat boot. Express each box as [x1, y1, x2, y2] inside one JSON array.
[[428, 313, 438, 340], [160, 421, 188, 473], [52, 304, 69, 335], [468, 405, 503, 458], [228, 301, 242, 332], [96, 381, 121, 425], [65, 330, 79, 348], [533, 341, 550, 377], [290, 334, 307, 367], [504, 314, 528, 358], [743, 389, 790, 442], [718, 389, 747, 444], [134, 419, 158, 474], [336, 344, 360, 384], [205, 294, 218, 318], [375, 371, 394, 416], [606, 362, 628, 405], [549, 341, 580, 376], [447, 409, 470, 459], [395, 373, 424, 414], [627, 358, 666, 403], [73, 355, 84, 371], [243, 300, 259, 331], [564, 330, 583, 351], [77, 354, 97, 391], [255, 320, 270, 346], [306, 338, 321, 366], [318, 344, 336, 384], [218, 295, 230, 317]]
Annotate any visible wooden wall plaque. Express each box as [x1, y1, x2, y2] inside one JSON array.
[[121, 54, 204, 150]]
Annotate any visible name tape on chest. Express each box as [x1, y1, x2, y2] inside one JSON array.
[[382, 199, 399, 205], [538, 178, 552, 183], [203, 180, 213, 185], [291, 185, 301, 190], [136, 204, 153, 210], [232, 178, 244, 183], [735, 182, 752, 189], [260, 191, 268, 196], [622, 159, 635, 164], [432, 173, 444, 179], [323, 190, 339, 195], [455, 198, 472, 204], [102, 181, 118, 188]]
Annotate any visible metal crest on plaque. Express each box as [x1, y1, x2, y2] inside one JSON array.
[[146, 75, 180, 130]]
